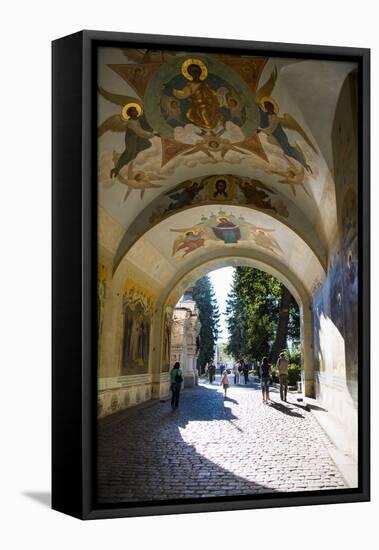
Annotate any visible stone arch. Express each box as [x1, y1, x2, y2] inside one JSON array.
[[112, 173, 328, 274], [106, 201, 324, 402], [151, 253, 314, 399]]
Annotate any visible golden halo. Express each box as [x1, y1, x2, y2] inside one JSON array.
[[259, 96, 279, 114], [181, 58, 208, 81], [121, 102, 142, 120]]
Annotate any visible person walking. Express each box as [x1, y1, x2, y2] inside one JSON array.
[[242, 360, 249, 385], [208, 363, 215, 384], [170, 361, 183, 410], [233, 362, 240, 385], [220, 369, 230, 400], [260, 357, 272, 403], [276, 352, 289, 402]]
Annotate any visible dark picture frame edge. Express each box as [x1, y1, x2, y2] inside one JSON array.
[[52, 30, 370, 520]]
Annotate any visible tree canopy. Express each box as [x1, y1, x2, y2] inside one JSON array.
[[225, 267, 300, 362]]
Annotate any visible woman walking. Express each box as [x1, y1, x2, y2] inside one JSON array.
[[233, 362, 240, 385], [260, 357, 271, 403], [170, 361, 183, 410], [220, 369, 230, 400]]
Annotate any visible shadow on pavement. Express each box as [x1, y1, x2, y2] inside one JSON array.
[[268, 401, 304, 418], [97, 384, 278, 503]]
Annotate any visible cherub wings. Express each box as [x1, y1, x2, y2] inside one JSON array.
[[256, 67, 318, 154], [256, 67, 278, 105], [126, 162, 165, 182], [97, 86, 144, 137], [246, 179, 276, 194], [170, 224, 208, 255], [166, 179, 203, 197], [279, 113, 318, 154]]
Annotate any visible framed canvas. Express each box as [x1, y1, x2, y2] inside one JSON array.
[[52, 30, 370, 520]]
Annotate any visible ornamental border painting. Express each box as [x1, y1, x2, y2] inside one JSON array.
[[52, 31, 370, 520]]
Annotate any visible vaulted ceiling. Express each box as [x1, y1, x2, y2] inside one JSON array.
[[97, 47, 356, 300]]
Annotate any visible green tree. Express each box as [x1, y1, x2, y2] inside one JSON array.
[[193, 275, 221, 371], [225, 267, 300, 362]]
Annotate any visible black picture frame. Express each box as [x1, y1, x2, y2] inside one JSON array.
[[52, 30, 370, 520]]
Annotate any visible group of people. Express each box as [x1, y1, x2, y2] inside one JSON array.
[[169, 351, 290, 409], [232, 360, 250, 385], [259, 352, 289, 403], [216, 352, 290, 403]]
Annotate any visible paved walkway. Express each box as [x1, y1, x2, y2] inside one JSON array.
[[97, 376, 347, 503]]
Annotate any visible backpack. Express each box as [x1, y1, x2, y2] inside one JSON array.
[[175, 370, 183, 384]]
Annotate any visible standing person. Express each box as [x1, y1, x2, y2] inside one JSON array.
[[170, 362, 183, 410], [208, 363, 215, 384], [276, 352, 289, 402], [233, 362, 240, 385], [220, 369, 230, 400], [242, 360, 249, 385], [260, 357, 272, 403]]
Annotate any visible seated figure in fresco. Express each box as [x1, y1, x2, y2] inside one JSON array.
[[212, 217, 241, 244], [172, 59, 225, 131]]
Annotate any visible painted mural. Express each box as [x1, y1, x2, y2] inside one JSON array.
[[152, 174, 289, 220], [97, 262, 107, 340], [162, 308, 173, 373], [121, 280, 154, 374], [170, 210, 281, 258], [97, 49, 324, 218], [312, 71, 358, 413]]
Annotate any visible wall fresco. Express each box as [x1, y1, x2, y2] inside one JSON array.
[[121, 280, 154, 375]]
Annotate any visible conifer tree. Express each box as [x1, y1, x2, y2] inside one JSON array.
[[193, 275, 221, 371]]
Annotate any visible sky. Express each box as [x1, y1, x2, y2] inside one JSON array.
[[208, 267, 235, 342]]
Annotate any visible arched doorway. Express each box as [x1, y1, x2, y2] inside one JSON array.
[[97, 48, 359, 467]]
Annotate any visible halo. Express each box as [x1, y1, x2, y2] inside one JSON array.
[[121, 102, 142, 120], [181, 58, 208, 81], [259, 96, 279, 114]]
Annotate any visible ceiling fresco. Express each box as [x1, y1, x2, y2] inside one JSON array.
[[97, 46, 355, 297], [121, 205, 325, 295]]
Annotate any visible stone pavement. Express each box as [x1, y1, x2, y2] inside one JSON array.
[[97, 376, 347, 503]]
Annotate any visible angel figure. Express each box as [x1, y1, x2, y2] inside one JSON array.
[[97, 86, 159, 178], [267, 156, 310, 197], [250, 225, 282, 255], [217, 87, 245, 125], [160, 95, 183, 125], [166, 181, 205, 211], [255, 68, 318, 173], [238, 179, 280, 213], [171, 228, 206, 257], [117, 161, 165, 201]]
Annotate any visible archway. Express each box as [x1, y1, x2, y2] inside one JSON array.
[[98, 198, 324, 414], [96, 49, 359, 465]]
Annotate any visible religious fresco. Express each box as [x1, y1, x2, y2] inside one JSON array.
[[97, 262, 108, 365], [312, 73, 359, 401], [121, 280, 154, 374], [97, 48, 325, 222], [110, 168, 328, 273], [161, 307, 173, 373], [170, 210, 281, 258], [98, 52, 318, 173], [150, 174, 289, 221]]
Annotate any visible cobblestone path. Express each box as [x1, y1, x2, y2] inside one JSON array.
[[97, 377, 347, 503]]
